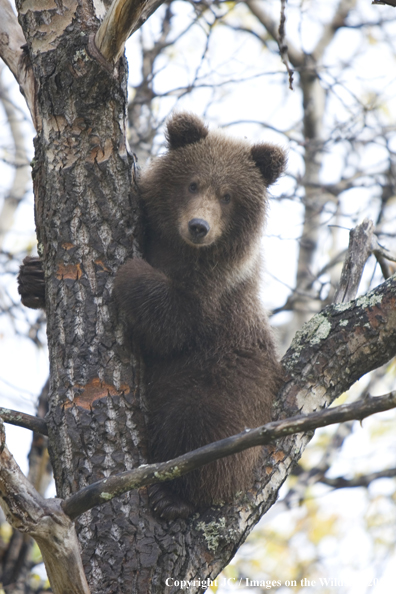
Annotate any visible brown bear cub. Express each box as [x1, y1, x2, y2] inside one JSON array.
[[114, 112, 286, 520]]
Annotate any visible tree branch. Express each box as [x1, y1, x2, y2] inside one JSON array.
[[371, 234, 396, 279], [0, 406, 48, 435], [372, 1, 396, 7], [0, 0, 39, 128], [312, 0, 358, 62], [0, 0, 26, 81], [62, 391, 396, 520], [0, 65, 32, 248], [278, 0, 294, 89], [320, 466, 396, 489], [0, 420, 90, 594], [280, 272, 396, 412], [95, 0, 166, 63]]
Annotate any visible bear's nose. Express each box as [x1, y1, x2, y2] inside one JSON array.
[[188, 218, 210, 239]]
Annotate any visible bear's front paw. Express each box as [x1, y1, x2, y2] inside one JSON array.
[[148, 483, 194, 521], [18, 256, 46, 309], [115, 257, 155, 281]]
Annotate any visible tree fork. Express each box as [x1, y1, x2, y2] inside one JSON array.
[[0, 419, 91, 594]]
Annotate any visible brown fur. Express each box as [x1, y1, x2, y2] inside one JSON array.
[[114, 112, 286, 519]]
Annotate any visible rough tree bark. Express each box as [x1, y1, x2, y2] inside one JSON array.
[[1, 1, 396, 593]]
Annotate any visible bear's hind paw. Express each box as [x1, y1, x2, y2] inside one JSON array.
[[148, 484, 194, 521]]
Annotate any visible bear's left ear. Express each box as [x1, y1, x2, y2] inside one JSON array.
[[251, 144, 287, 187], [166, 112, 209, 150]]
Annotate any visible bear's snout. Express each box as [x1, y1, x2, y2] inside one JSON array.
[[178, 193, 223, 247], [188, 218, 210, 241]]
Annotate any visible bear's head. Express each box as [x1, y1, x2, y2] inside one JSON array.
[[140, 112, 286, 251]]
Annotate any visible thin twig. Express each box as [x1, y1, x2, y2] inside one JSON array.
[[278, 0, 294, 90]]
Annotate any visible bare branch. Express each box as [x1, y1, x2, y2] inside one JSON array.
[[371, 234, 396, 279], [0, 406, 48, 435], [0, 0, 39, 128], [278, 0, 294, 89], [0, 66, 31, 247], [321, 466, 396, 489], [313, 0, 358, 62], [372, 1, 396, 7], [62, 391, 396, 520], [95, 0, 166, 63], [0, 420, 90, 594], [246, 0, 303, 67], [0, 0, 26, 81], [374, 251, 392, 279], [280, 273, 396, 421], [334, 218, 374, 303], [247, 0, 358, 69]]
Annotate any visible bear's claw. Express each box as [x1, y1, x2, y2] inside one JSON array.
[[148, 483, 194, 521], [18, 256, 45, 309]]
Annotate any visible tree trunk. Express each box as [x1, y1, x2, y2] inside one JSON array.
[[15, 0, 150, 589]]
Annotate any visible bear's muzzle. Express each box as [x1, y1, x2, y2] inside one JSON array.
[[188, 218, 210, 242]]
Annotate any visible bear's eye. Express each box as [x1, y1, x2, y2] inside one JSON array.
[[221, 193, 231, 204], [189, 182, 198, 193]]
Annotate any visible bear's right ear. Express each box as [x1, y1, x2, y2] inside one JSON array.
[[251, 143, 287, 187], [166, 112, 209, 150]]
